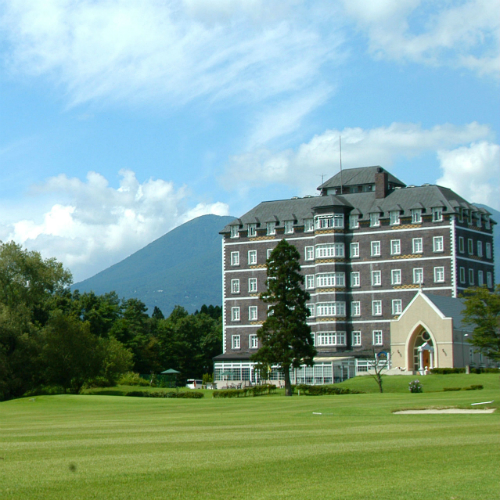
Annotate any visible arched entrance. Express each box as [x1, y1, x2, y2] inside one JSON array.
[[410, 329, 435, 373]]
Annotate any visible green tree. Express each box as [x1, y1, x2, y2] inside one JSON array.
[[251, 240, 316, 396], [461, 285, 500, 361]]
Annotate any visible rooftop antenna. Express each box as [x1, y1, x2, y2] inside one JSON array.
[[339, 136, 343, 194]]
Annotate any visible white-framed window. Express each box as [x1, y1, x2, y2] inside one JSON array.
[[351, 301, 361, 316], [478, 270, 484, 287], [460, 267, 466, 284], [315, 214, 344, 229], [469, 268, 474, 285], [266, 221, 276, 235], [316, 332, 346, 346], [305, 275, 315, 289], [247, 223, 257, 237], [372, 300, 382, 316], [231, 307, 240, 322], [316, 273, 345, 287], [412, 238, 423, 254], [371, 270, 382, 286], [487, 272, 493, 288], [230, 251, 240, 266], [248, 250, 257, 265], [412, 209, 422, 223], [249, 306, 258, 321], [307, 304, 315, 317], [459, 237, 465, 253], [284, 220, 294, 234], [434, 267, 445, 283], [432, 207, 443, 222], [370, 212, 380, 227], [485, 217, 491, 229], [350, 242, 360, 258], [230, 226, 239, 238], [304, 218, 314, 232], [316, 302, 346, 317], [433, 236, 444, 253], [349, 214, 359, 229], [351, 272, 360, 287], [232, 335, 240, 349], [392, 299, 403, 315], [486, 242, 492, 259], [476, 213, 482, 228], [390, 211, 400, 225], [352, 331, 362, 346], [248, 278, 258, 293], [390, 240, 401, 255], [413, 268, 424, 284], [391, 269, 402, 285], [458, 208, 463, 223], [371, 241, 381, 256], [316, 243, 344, 258], [468, 238, 473, 255], [477, 241, 483, 257], [249, 334, 258, 349], [267, 248, 273, 259], [373, 330, 383, 346], [305, 246, 314, 261], [231, 279, 240, 294]]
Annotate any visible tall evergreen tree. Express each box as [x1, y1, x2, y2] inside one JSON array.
[[251, 239, 316, 396]]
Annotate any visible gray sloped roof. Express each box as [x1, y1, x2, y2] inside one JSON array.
[[425, 294, 472, 331], [318, 166, 406, 190]]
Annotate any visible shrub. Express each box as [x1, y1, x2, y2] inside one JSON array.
[[295, 384, 364, 396], [409, 380, 423, 393], [465, 385, 483, 391], [443, 387, 462, 391], [212, 384, 277, 398], [119, 372, 150, 386], [430, 368, 465, 375], [125, 391, 203, 399]]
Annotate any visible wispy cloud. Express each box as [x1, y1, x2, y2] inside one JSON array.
[[341, 0, 500, 78]]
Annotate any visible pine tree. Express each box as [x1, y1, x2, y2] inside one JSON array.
[[251, 239, 316, 396]]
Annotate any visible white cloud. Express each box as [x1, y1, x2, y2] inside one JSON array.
[[0, 170, 229, 282], [342, 0, 500, 78], [436, 141, 500, 209], [222, 122, 496, 198], [0, 0, 341, 108]]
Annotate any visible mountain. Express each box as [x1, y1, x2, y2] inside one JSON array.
[[474, 204, 499, 284], [72, 214, 235, 315]]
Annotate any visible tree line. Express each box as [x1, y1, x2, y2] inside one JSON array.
[[0, 241, 221, 401]]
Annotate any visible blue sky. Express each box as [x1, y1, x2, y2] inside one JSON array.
[[0, 0, 499, 282]]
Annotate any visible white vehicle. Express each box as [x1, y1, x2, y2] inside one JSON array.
[[186, 379, 203, 389]]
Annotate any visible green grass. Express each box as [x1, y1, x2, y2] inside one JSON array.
[[337, 372, 500, 393], [1, 379, 499, 499]]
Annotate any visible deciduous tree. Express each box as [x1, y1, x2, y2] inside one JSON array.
[[461, 285, 500, 361]]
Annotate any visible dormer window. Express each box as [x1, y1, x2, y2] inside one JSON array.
[[230, 226, 239, 238], [266, 221, 276, 235], [485, 217, 491, 230], [349, 214, 359, 229], [247, 223, 257, 237], [304, 218, 314, 232], [389, 211, 400, 225], [476, 214, 482, 228], [284, 220, 294, 234], [432, 207, 443, 222], [370, 212, 380, 227], [315, 214, 344, 229], [411, 209, 422, 224]]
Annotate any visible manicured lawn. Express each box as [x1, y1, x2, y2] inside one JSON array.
[[1, 382, 499, 499]]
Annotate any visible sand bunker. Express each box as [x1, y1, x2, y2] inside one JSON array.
[[394, 408, 496, 414]]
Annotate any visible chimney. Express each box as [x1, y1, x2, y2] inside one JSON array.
[[375, 167, 388, 199]]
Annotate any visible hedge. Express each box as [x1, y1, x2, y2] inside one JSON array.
[[126, 391, 203, 398], [296, 384, 364, 396], [212, 384, 276, 398]]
